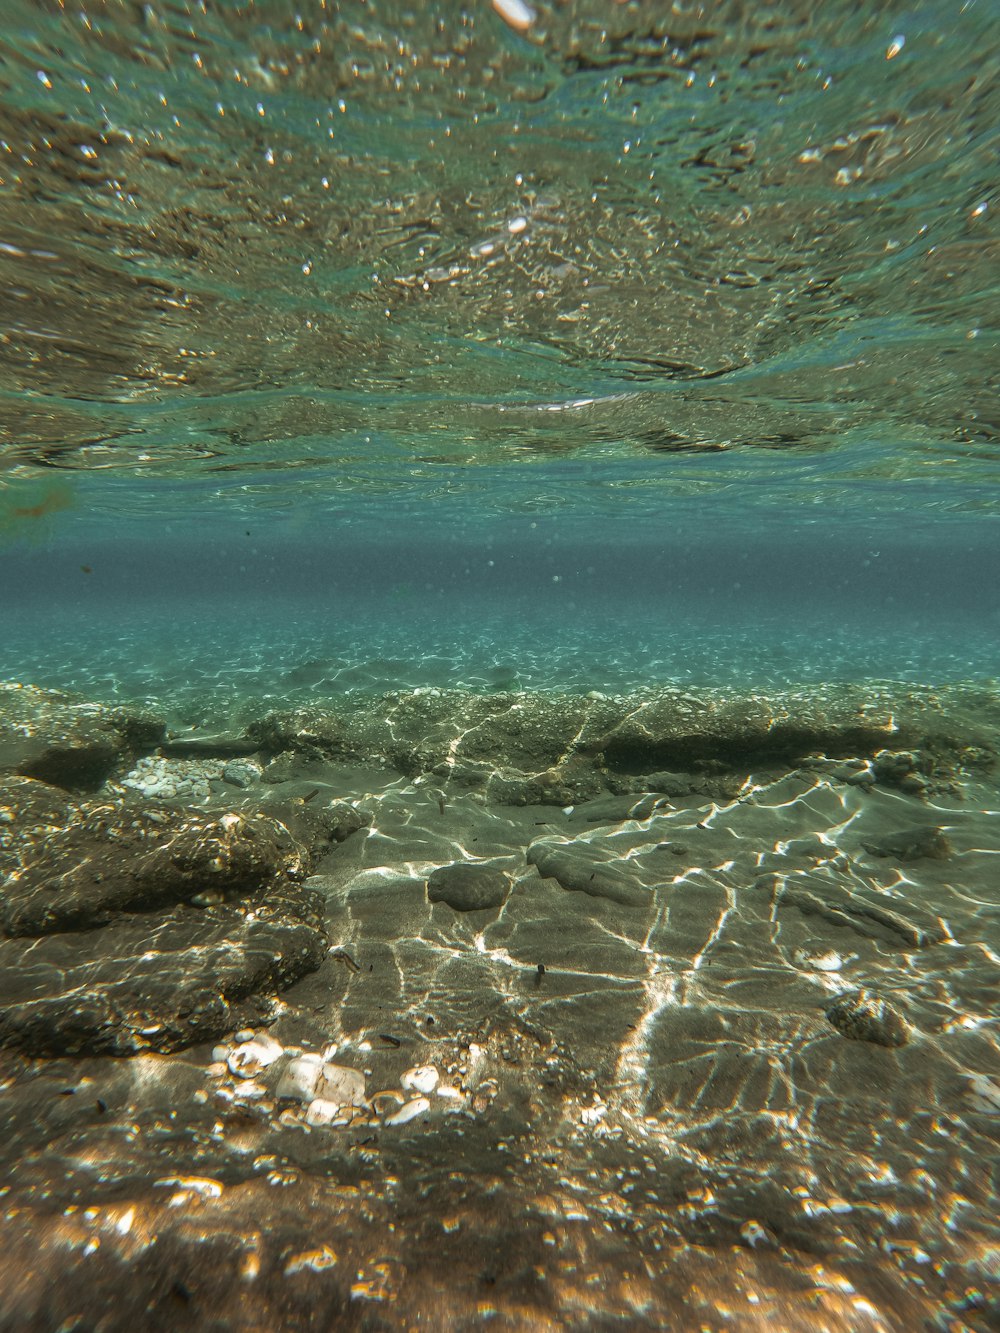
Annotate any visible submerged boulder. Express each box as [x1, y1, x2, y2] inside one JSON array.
[[860, 825, 952, 861]]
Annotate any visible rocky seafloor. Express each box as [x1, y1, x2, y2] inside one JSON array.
[[1, 679, 999, 1331]]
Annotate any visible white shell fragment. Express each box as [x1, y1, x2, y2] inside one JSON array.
[[154, 1176, 223, 1200], [401, 1064, 440, 1095], [227, 1033, 284, 1079], [492, 0, 535, 33], [792, 948, 845, 973], [232, 1080, 267, 1100], [371, 1091, 404, 1116], [384, 1097, 430, 1126], [740, 1220, 776, 1249]]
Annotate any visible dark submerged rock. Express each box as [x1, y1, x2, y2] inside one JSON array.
[[0, 782, 360, 1056], [861, 825, 952, 861], [571, 793, 672, 825], [161, 732, 261, 758], [1, 806, 310, 936], [0, 888, 327, 1057], [825, 989, 911, 1047], [234, 684, 999, 804], [775, 873, 945, 948], [427, 862, 511, 912]]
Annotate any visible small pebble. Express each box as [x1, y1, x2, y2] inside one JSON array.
[[385, 1097, 430, 1126], [826, 989, 910, 1047], [285, 1246, 338, 1276], [401, 1065, 439, 1095], [793, 949, 844, 973], [967, 1073, 1000, 1114], [740, 1220, 776, 1249]]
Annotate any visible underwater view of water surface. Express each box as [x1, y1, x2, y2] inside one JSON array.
[[1, 0, 998, 1328]]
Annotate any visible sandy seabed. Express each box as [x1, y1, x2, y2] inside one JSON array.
[[0, 681, 998, 1331]]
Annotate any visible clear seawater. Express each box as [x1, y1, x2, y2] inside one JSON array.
[[0, 0, 997, 712], [2, 498, 1000, 721]]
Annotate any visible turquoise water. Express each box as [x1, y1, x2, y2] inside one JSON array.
[[3, 500, 1000, 715], [1, 0, 998, 708]]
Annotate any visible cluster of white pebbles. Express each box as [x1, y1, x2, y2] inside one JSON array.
[[204, 1029, 463, 1131], [120, 756, 262, 803]]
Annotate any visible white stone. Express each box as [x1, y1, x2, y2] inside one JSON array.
[[384, 1097, 430, 1126], [739, 1220, 774, 1248], [371, 1092, 403, 1117], [154, 1176, 222, 1199], [275, 1054, 323, 1102], [793, 948, 845, 973], [401, 1065, 439, 1095]]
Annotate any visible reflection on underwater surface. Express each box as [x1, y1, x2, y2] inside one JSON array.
[[0, 0, 999, 1326], [0, 0, 996, 502]]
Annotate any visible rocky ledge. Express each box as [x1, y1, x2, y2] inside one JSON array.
[[0, 763, 368, 1056]]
